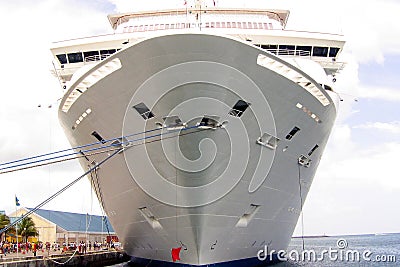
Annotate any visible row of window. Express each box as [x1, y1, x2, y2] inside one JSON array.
[[56, 44, 339, 65], [255, 44, 340, 58], [122, 21, 276, 33], [56, 49, 118, 65]]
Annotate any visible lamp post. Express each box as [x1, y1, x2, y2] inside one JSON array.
[[15, 218, 18, 256]]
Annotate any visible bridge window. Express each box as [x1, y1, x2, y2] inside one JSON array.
[[312, 46, 329, 57], [261, 44, 277, 50], [56, 54, 67, 64], [296, 46, 312, 56], [100, 49, 116, 56], [278, 45, 295, 55], [67, 52, 83, 63], [329, 47, 340, 57], [83, 51, 99, 61]]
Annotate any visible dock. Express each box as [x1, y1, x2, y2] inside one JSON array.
[[0, 250, 129, 267]]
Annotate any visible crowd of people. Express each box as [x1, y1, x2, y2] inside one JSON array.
[[61, 240, 114, 253], [0, 241, 43, 256], [0, 240, 120, 257]]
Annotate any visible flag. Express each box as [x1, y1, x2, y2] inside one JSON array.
[[171, 247, 182, 262], [183, 0, 187, 5], [15, 196, 20, 206]]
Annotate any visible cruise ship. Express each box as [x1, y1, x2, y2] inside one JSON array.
[[51, 1, 345, 266]]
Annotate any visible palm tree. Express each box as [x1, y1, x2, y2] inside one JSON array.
[[0, 214, 11, 241], [17, 217, 38, 243], [0, 214, 9, 229]]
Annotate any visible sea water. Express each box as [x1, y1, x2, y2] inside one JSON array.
[[277, 233, 400, 266], [109, 233, 400, 266]]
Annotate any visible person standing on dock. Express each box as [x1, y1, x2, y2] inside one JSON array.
[[2, 241, 9, 256], [32, 242, 37, 256]]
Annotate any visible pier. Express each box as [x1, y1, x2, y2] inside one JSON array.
[[0, 250, 129, 266]]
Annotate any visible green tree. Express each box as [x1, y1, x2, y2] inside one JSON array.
[[17, 217, 38, 243], [0, 214, 9, 229], [0, 214, 10, 241]]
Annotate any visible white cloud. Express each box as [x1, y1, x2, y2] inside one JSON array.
[[354, 121, 400, 134], [281, 0, 400, 64], [357, 85, 400, 102], [321, 124, 400, 189], [109, 0, 184, 12]]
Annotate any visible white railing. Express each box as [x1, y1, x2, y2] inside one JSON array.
[[265, 49, 311, 57], [84, 54, 113, 63], [122, 21, 275, 33]]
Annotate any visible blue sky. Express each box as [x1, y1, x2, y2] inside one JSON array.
[[0, 0, 399, 236]]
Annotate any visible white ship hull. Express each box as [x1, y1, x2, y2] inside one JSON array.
[[58, 33, 338, 266]]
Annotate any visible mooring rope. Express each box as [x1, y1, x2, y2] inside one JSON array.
[[297, 163, 306, 251], [0, 126, 211, 234], [0, 126, 163, 168], [44, 248, 79, 265], [0, 125, 201, 174], [0, 148, 123, 235]]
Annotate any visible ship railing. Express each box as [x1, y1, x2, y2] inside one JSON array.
[[84, 54, 113, 63], [265, 49, 311, 57], [121, 20, 278, 33], [265, 49, 345, 75]]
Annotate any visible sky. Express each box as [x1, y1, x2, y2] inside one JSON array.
[[0, 0, 399, 236]]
